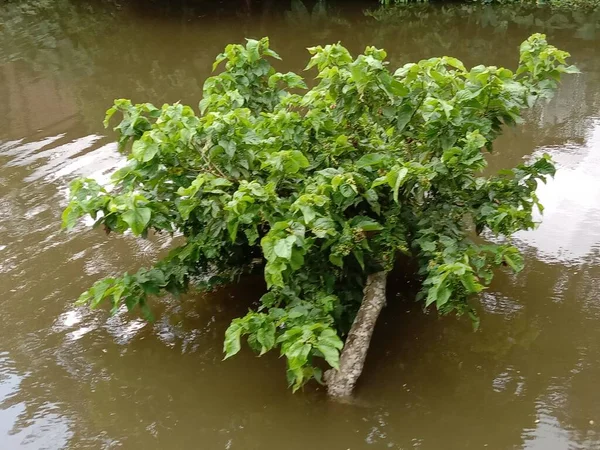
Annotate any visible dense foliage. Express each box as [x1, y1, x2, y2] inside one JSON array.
[[63, 34, 577, 390], [380, 0, 600, 10]]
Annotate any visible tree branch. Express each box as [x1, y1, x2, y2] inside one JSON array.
[[325, 271, 388, 398]]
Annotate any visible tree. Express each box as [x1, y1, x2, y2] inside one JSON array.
[[62, 34, 577, 396]]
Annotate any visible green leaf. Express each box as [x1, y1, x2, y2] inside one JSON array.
[[90, 278, 115, 308], [104, 106, 117, 128], [363, 189, 380, 215], [504, 250, 524, 273], [564, 65, 580, 74], [265, 260, 286, 287], [286, 341, 311, 370], [132, 140, 159, 162], [316, 343, 340, 370], [396, 103, 414, 132], [435, 285, 452, 308], [246, 39, 260, 62], [223, 322, 243, 359], [419, 240, 436, 253], [329, 253, 343, 268], [212, 55, 226, 72], [335, 135, 349, 146], [339, 183, 356, 198], [227, 219, 239, 242], [177, 199, 197, 221], [282, 151, 310, 174], [75, 290, 93, 306], [444, 56, 466, 72], [390, 167, 408, 203], [318, 328, 343, 349], [352, 217, 383, 231], [353, 249, 365, 270], [61, 204, 80, 229], [274, 235, 296, 260], [356, 153, 386, 169], [261, 236, 276, 261], [299, 205, 316, 224], [289, 249, 305, 270], [460, 272, 482, 294], [257, 322, 276, 355], [122, 207, 151, 236]]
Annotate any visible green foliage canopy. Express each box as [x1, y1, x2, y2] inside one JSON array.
[[63, 34, 577, 390]]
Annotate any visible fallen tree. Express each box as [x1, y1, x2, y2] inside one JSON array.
[[62, 34, 577, 396]]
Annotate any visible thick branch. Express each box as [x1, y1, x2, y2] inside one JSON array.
[[326, 271, 387, 398]]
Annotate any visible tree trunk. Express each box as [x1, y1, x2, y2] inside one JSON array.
[[326, 271, 388, 398]]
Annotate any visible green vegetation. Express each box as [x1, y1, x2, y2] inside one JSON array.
[[547, 0, 600, 10], [63, 34, 577, 392], [379, 0, 600, 9]]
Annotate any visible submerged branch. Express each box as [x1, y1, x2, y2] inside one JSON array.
[[326, 271, 388, 398]]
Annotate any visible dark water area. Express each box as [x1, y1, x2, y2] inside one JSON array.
[[1, 1, 600, 448]]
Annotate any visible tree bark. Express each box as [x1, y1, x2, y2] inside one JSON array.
[[326, 271, 388, 398]]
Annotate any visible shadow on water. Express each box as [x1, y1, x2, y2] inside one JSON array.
[[1, 0, 600, 448]]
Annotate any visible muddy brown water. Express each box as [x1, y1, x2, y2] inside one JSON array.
[[1, 1, 600, 448]]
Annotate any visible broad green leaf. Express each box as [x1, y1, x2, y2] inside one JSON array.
[[177, 199, 197, 221], [61, 204, 80, 229], [227, 219, 239, 242], [212, 53, 227, 72], [318, 328, 343, 349], [265, 260, 286, 287], [246, 39, 260, 62], [460, 272, 482, 293], [289, 249, 305, 270], [396, 103, 414, 132], [339, 183, 356, 198], [261, 237, 276, 261], [132, 140, 159, 162], [274, 235, 296, 260], [435, 285, 452, 308], [316, 343, 340, 370], [356, 153, 386, 169], [223, 322, 243, 359], [104, 106, 117, 128], [353, 249, 365, 270], [564, 65, 580, 74], [504, 251, 524, 273], [352, 217, 383, 232], [122, 207, 151, 236], [90, 278, 115, 308], [286, 341, 311, 370], [283, 151, 310, 174], [75, 290, 93, 307], [329, 253, 343, 268], [257, 322, 276, 355], [444, 56, 466, 72]]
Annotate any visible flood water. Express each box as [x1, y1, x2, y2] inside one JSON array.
[[1, 1, 600, 448]]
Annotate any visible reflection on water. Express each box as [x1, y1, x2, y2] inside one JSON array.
[[517, 119, 600, 263], [0, 354, 72, 450], [1, 1, 600, 449]]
